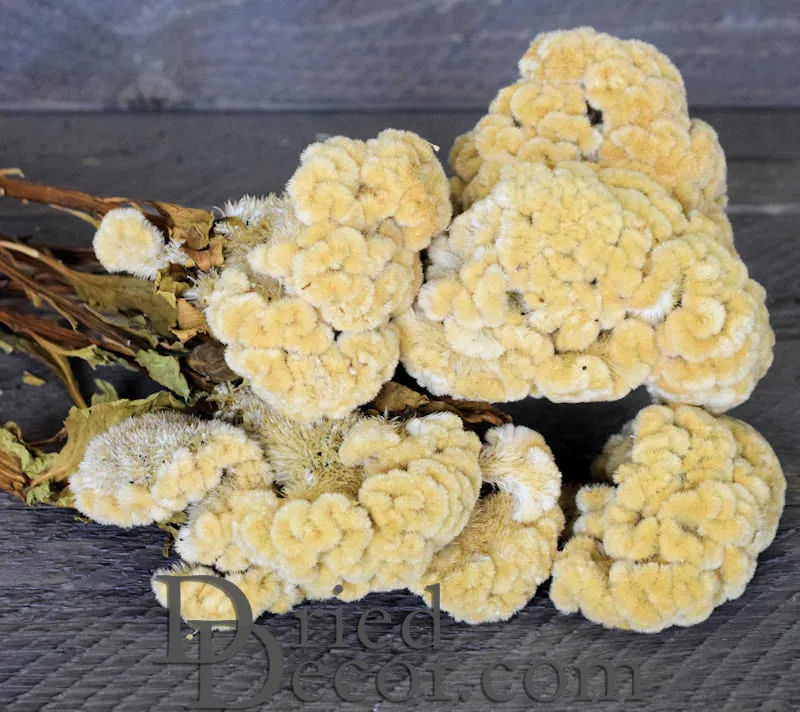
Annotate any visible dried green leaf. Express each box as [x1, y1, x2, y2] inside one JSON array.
[[0, 424, 59, 500], [25, 479, 52, 505], [22, 371, 46, 386], [0, 425, 57, 479], [91, 379, 119, 405], [0, 332, 30, 355], [66, 272, 178, 337], [135, 349, 191, 399]]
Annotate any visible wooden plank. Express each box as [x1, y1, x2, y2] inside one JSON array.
[[2, 1, 799, 110], [0, 111, 798, 711]]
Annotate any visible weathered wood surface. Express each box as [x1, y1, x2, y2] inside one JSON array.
[[0, 112, 798, 711], [3, 0, 800, 110]]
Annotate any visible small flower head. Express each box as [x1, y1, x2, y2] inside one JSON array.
[[93, 207, 171, 279], [70, 412, 263, 527], [414, 425, 564, 624]]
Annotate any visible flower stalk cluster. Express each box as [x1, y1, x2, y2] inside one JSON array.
[[0, 27, 785, 634], [70, 392, 564, 624]]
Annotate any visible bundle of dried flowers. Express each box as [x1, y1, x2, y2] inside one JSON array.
[[0, 27, 784, 632]]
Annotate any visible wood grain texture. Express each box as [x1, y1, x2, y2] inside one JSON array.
[[0, 112, 798, 711], [2, 0, 799, 110]]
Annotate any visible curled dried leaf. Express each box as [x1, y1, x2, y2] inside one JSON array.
[[364, 381, 510, 426], [185, 342, 238, 384], [134, 350, 191, 400]]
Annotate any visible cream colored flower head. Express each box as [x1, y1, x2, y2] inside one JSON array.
[[93, 207, 185, 279], [450, 27, 725, 212], [399, 161, 773, 411], [226, 407, 483, 599], [70, 411, 263, 527], [175, 459, 276, 572], [151, 562, 302, 624], [414, 425, 564, 624], [205, 131, 451, 422], [248, 130, 450, 332], [205, 260, 399, 423], [550, 405, 785, 632]]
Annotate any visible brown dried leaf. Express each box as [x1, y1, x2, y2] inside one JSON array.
[[427, 398, 510, 426], [368, 382, 430, 414], [184, 236, 225, 271], [365, 382, 510, 427], [175, 298, 207, 340], [185, 341, 238, 383], [150, 202, 214, 250]]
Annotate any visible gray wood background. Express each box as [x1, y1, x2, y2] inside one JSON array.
[[2, 0, 800, 110], [0, 109, 798, 711]]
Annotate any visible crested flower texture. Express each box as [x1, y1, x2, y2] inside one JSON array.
[[399, 161, 773, 411], [93, 207, 185, 279], [70, 411, 263, 527], [549, 405, 785, 632], [249, 130, 450, 332], [151, 562, 302, 624], [203, 130, 450, 422], [414, 425, 564, 623], [450, 27, 726, 213], [210, 393, 483, 599]]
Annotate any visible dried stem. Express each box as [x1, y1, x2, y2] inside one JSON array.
[[0, 170, 167, 231]]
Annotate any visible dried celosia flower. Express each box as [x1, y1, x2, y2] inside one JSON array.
[[250, 130, 450, 332], [197, 130, 450, 423], [399, 162, 773, 411], [550, 405, 785, 632], [93, 207, 186, 279], [175, 459, 275, 572], [210, 389, 482, 598], [151, 562, 302, 624], [70, 411, 262, 527], [450, 27, 725, 213], [414, 425, 564, 623]]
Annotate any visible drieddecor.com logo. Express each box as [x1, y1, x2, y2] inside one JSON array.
[[157, 575, 645, 708]]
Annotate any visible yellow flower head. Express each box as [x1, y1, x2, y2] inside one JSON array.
[[151, 562, 302, 624], [399, 162, 773, 411], [451, 27, 725, 212], [204, 129, 451, 424], [414, 425, 564, 623], [70, 412, 263, 527], [550, 405, 785, 632], [213, 393, 483, 599]]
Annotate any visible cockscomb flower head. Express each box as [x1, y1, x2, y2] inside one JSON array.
[[70, 411, 263, 527], [414, 425, 564, 623], [203, 130, 450, 422], [450, 27, 726, 212], [175, 459, 276, 572], [550, 405, 785, 632], [216, 397, 483, 599], [151, 563, 302, 624], [249, 130, 450, 332], [399, 161, 773, 411]]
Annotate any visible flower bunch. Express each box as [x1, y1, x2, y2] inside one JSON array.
[[0, 27, 784, 634]]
